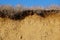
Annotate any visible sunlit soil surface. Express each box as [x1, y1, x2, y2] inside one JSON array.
[[0, 12, 60, 40]]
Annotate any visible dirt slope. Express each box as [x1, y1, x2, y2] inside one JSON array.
[[0, 11, 60, 40], [0, 5, 60, 40]]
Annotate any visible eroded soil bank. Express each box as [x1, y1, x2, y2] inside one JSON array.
[[0, 12, 60, 40]]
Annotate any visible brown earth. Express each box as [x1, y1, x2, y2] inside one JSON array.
[[0, 12, 60, 40]]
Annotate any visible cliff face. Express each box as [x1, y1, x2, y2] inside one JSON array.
[[0, 6, 60, 40]]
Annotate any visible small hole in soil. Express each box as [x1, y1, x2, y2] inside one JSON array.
[[20, 36, 22, 39]]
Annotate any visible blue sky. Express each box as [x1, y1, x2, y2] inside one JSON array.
[[0, 0, 60, 7]]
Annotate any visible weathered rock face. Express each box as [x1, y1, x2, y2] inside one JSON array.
[[0, 11, 60, 40]]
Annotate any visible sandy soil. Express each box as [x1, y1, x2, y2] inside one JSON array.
[[0, 13, 60, 40]]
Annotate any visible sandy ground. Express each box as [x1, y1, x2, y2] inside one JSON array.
[[0, 13, 60, 40]]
